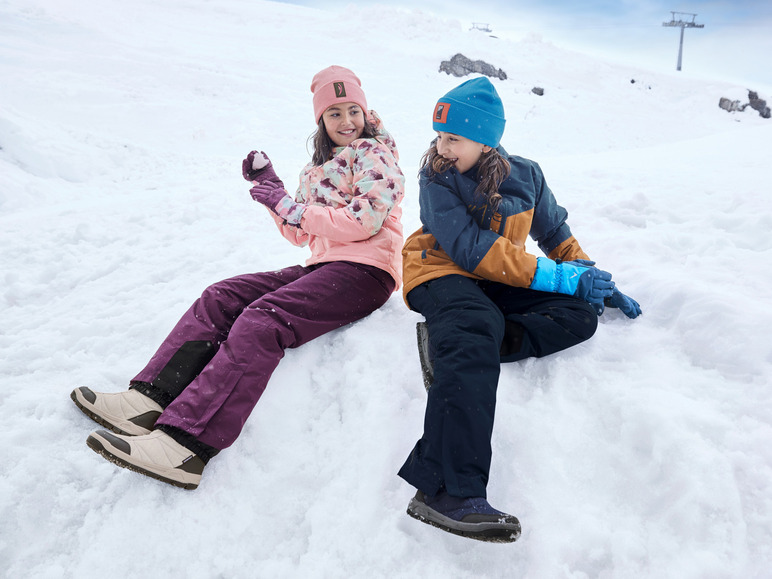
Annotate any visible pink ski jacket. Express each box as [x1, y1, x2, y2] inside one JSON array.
[[270, 111, 405, 288]]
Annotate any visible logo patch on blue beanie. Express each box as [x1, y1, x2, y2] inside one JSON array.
[[434, 102, 450, 123]]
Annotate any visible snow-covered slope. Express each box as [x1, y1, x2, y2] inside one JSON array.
[[1, 1, 770, 577]]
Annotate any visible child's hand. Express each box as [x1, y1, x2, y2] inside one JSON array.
[[605, 288, 642, 319], [530, 258, 615, 315], [572, 265, 615, 315], [250, 183, 305, 226], [242, 151, 284, 188], [242, 150, 263, 180]]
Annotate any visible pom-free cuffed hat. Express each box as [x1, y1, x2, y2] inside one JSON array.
[[432, 77, 506, 147], [311, 65, 368, 123]]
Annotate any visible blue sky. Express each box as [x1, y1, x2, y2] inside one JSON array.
[[278, 0, 772, 88], [279, 0, 772, 24]]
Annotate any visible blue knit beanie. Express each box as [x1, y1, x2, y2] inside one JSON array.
[[432, 77, 506, 148]]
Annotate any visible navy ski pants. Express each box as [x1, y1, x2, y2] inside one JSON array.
[[398, 274, 598, 498]]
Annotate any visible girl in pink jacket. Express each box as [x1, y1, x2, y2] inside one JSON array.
[[72, 66, 405, 490]]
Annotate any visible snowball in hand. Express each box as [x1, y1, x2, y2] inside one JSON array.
[[252, 152, 270, 171]]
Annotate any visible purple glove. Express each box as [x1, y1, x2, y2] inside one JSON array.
[[249, 183, 306, 226], [242, 150, 284, 188]]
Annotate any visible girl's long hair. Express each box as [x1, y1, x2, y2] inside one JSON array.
[[419, 140, 511, 210], [308, 117, 379, 166]]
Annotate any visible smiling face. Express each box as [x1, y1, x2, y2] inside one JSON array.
[[322, 102, 365, 147], [435, 131, 492, 174]]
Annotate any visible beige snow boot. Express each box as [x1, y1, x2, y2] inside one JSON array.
[[71, 387, 162, 436], [86, 429, 205, 490]]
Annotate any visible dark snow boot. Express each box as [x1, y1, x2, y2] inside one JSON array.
[[406, 490, 521, 543], [416, 322, 434, 391]]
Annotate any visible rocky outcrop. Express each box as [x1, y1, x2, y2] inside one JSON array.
[[719, 90, 770, 119], [748, 91, 771, 119], [439, 54, 507, 81], [719, 97, 746, 113]]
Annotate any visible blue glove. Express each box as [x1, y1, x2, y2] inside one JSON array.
[[605, 288, 642, 319], [530, 257, 615, 315]]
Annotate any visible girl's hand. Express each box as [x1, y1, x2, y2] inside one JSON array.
[[249, 183, 305, 226], [530, 258, 615, 316], [242, 150, 284, 188], [605, 288, 642, 319]]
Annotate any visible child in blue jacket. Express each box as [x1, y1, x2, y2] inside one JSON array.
[[399, 77, 641, 542]]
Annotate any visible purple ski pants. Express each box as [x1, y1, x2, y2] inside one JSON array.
[[132, 261, 394, 450]]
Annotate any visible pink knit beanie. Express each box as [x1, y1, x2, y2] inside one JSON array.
[[311, 66, 368, 123]]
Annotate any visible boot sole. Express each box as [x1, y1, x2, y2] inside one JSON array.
[[86, 432, 200, 490], [407, 497, 521, 543], [70, 388, 155, 436]]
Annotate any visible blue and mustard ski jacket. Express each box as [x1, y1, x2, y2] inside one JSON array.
[[402, 147, 590, 304]]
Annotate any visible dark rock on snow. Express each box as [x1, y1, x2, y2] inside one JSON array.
[[439, 54, 507, 81], [719, 90, 770, 119]]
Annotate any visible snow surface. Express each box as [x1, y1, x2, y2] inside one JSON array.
[[2, 1, 771, 577]]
